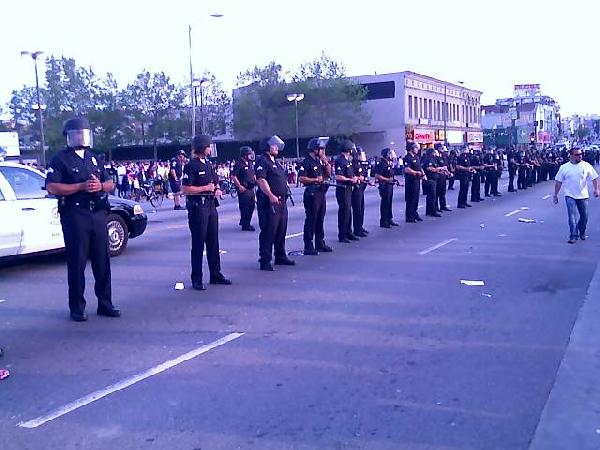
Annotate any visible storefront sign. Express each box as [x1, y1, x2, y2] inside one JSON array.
[[466, 131, 483, 143], [447, 130, 464, 144], [414, 130, 434, 143], [537, 131, 551, 144], [514, 84, 541, 98]]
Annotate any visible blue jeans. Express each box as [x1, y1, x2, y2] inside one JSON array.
[[565, 196, 588, 239]]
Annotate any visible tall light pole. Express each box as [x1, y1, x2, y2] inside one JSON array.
[[286, 93, 304, 159], [189, 13, 223, 138], [21, 50, 46, 165]]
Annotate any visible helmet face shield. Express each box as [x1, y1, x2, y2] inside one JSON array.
[[66, 129, 93, 148], [357, 151, 367, 162], [268, 135, 285, 152], [388, 149, 397, 160]]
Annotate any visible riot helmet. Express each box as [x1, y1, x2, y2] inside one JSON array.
[[307, 137, 328, 155], [339, 139, 356, 153], [381, 147, 397, 160], [260, 135, 285, 156], [192, 134, 213, 156], [240, 145, 255, 160], [63, 117, 93, 149], [353, 145, 367, 162]]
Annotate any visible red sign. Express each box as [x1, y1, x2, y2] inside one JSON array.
[[414, 130, 434, 143]]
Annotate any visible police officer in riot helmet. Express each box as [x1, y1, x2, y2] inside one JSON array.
[[456, 146, 474, 208], [255, 135, 295, 271], [434, 143, 452, 212], [231, 145, 257, 231], [404, 141, 426, 222], [375, 147, 399, 227], [421, 147, 441, 217], [299, 137, 333, 255], [182, 134, 231, 290], [351, 145, 369, 236], [46, 117, 119, 322], [335, 140, 359, 242]]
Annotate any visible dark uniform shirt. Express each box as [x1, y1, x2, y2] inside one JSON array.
[[181, 157, 218, 189], [457, 153, 471, 177], [169, 158, 184, 181], [375, 159, 394, 183], [470, 153, 482, 171], [255, 155, 288, 198], [482, 153, 495, 170], [420, 154, 438, 179], [46, 148, 110, 211], [299, 155, 328, 192], [334, 155, 354, 186], [230, 159, 255, 189], [404, 153, 423, 181]]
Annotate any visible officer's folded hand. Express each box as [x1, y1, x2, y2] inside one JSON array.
[[269, 194, 280, 205], [85, 176, 102, 193], [215, 189, 223, 199], [205, 183, 215, 193], [316, 176, 323, 183]]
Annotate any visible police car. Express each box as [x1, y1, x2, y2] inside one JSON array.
[[0, 162, 147, 259]]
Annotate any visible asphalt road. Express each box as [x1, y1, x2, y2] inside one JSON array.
[[1, 176, 599, 450]]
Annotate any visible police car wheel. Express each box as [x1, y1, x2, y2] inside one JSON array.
[[106, 213, 129, 257]]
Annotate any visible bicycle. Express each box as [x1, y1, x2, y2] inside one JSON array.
[[219, 179, 238, 198], [140, 180, 166, 208]]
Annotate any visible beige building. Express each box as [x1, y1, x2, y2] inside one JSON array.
[[350, 71, 482, 156]]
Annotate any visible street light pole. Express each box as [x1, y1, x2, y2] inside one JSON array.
[[443, 85, 447, 146], [286, 93, 304, 159], [21, 50, 46, 166]]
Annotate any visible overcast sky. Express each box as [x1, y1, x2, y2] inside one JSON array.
[[2, 0, 599, 117]]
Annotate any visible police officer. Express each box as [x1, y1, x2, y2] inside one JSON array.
[[404, 142, 426, 222], [46, 117, 119, 322], [483, 148, 501, 197], [447, 149, 458, 190], [231, 146, 257, 231], [517, 150, 528, 190], [435, 144, 452, 212], [351, 145, 369, 237], [470, 149, 485, 202], [335, 140, 359, 242], [421, 147, 441, 217], [255, 135, 295, 271], [299, 137, 333, 255], [169, 150, 187, 210], [181, 135, 231, 291], [375, 148, 399, 228], [507, 147, 518, 192], [456, 147, 473, 208]]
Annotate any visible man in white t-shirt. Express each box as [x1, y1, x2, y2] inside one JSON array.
[[554, 147, 600, 243]]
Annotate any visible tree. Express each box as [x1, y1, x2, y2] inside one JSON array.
[[7, 86, 41, 150], [194, 71, 232, 138], [120, 71, 185, 160], [575, 125, 590, 140], [292, 53, 369, 138], [233, 62, 290, 140]]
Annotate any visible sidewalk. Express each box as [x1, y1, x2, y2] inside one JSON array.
[[530, 261, 600, 450]]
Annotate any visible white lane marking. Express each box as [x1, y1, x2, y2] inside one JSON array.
[[285, 232, 303, 239], [419, 238, 458, 256], [542, 194, 552, 200], [460, 280, 485, 286], [18, 332, 244, 429], [0, 299, 5, 303], [505, 209, 521, 217], [520, 207, 529, 210]]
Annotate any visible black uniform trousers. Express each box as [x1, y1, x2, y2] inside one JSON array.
[[436, 175, 448, 210], [405, 179, 420, 221], [423, 179, 438, 215], [517, 167, 527, 189], [60, 208, 112, 315], [352, 184, 366, 234], [508, 166, 517, 191], [303, 190, 326, 249], [258, 199, 288, 264], [237, 189, 255, 228], [457, 174, 470, 207], [187, 198, 221, 284], [471, 172, 482, 201], [379, 184, 394, 226], [484, 170, 498, 195], [336, 186, 353, 240]]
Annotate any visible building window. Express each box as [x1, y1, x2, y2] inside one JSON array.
[[461, 105, 465, 123], [423, 98, 428, 118], [360, 81, 396, 100], [428, 99, 433, 119], [419, 97, 423, 118], [408, 95, 413, 118], [414, 96, 418, 119]]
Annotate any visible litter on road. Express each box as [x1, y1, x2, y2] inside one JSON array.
[[520, 207, 529, 210], [0, 369, 9, 380], [174, 282, 184, 290], [518, 218, 536, 223], [460, 280, 485, 286], [481, 293, 493, 298], [0, 299, 6, 303]]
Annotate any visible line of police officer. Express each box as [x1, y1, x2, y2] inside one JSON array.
[[49, 115, 564, 321]]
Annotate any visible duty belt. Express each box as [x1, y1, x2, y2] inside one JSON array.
[[65, 200, 104, 212]]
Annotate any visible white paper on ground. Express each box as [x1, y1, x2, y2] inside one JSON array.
[[518, 218, 536, 223], [460, 280, 485, 286], [174, 282, 185, 290]]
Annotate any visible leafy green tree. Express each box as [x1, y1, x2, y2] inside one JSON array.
[[120, 71, 185, 160], [575, 124, 590, 140], [194, 71, 232, 138]]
